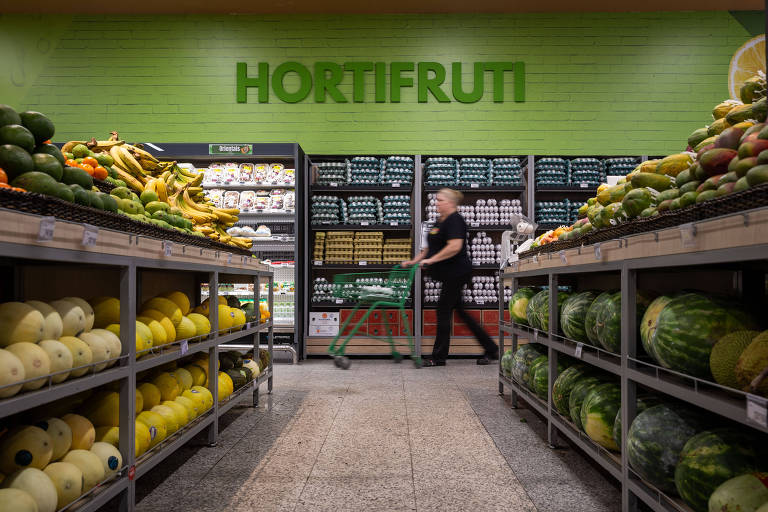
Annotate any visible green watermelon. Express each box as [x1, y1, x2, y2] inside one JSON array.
[[568, 375, 604, 431], [580, 382, 621, 451], [675, 428, 768, 512], [553, 365, 590, 415], [560, 291, 598, 342], [612, 395, 661, 450], [653, 293, 758, 379], [640, 295, 674, 363], [511, 344, 545, 384], [526, 290, 548, 330], [533, 359, 567, 400], [510, 288, 536, 325], [596, 291, 656, 354], [527, 355, 548, 392], [707, 472, 768, 512], [585, 291, 616, 346], [627, 404, 705, 494], [500, 349, 514, 377]]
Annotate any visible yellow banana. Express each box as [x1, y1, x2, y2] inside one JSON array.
[[110, 146, 128, 171], [61, 141, 86, 153], [94, 140, 125, 150], [113, 167, 145, 192], [155, 179, 168, 202], [125, 145, 160, 164], [175, 165, 198, 178], [216, 207, 240, 215], [144, 178, 157, 195], [183, 188, 212, 213], [188, 187, 203, 195], [119, 146, 146, 176], [178, 195, 215, 223]]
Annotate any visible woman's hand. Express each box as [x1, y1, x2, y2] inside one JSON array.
[[401, 260, 414, 268], [420, 258, 434, 266]]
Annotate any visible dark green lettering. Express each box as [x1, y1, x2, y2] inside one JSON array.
[[272, 62, 312, 103], [483, 62, 516, 103], [236, 62, 269, 103], [514, 61, 525, 102], [314, 62, 347, 103], [452, 62, 483, 103], [344, 62, 373, 103], [417, 62, 450, 103], [375, 62, 386, 103], [390, 62, 414, 103]]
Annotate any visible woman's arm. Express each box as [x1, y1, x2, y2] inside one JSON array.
[[422, 239, 463, 265], [402, 248, 428, 267]]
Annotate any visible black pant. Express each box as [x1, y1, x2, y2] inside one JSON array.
[[433, 272, 498, 362]]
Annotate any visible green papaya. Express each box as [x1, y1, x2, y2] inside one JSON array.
[[630, 172, 672, 192], [656, 188, 680, 203], [622, 188, 653, 218]]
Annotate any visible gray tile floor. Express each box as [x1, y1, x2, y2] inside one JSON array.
[[132, 360, 620, 512]]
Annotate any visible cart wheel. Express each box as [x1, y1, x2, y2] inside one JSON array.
[[412, 357, 422, 369], [334, 356, 351, 370], [392, 351, 402, 363]]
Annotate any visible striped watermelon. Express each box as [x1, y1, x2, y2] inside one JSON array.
[[510, 288, 536, 325], [533, 359, 567, 400], [675, 428, 767, 512], [526, 290, 548, 330], [553, 365, 590, 415], [708, 473, 768, 512], [627, 404, 705, 494], [612, 395, 661, 450], [652, 293, 758, 379], [568, 375, 604, 431], [527, 355, 548, 392], [596, 291, 656, 354], [640, 295, 674, 362], [560, 291, 598, 342], [511, 344, 545, 384], [585, 291, 616, 346], [500, 349, 514, 377], [580, 382, 621, 451], [538, 290, 572, 333]]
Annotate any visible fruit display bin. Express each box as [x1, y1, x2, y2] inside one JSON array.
[[0, 207, 274, 512], [498, 205, 768, 512]]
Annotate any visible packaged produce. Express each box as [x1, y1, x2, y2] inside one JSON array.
[[270, 189, 285, 210], [283, 168, 296, 185], [238, 163, 254, 184], [222, 191, 240, 209], [204, 165, 224, 185], [205, 189, 225, 208], [284, 190, 296, 210], [253, 164, 268, 184], [254, 190, 270, 210], [238, 190, 257, 211], [222, 163, 238, 184], [268, 164, 285, 184]]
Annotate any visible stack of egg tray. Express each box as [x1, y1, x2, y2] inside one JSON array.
[[383, 237, 412, 264], [604, 157, 639, 177], [569, 158, 605, 187], [354, 231, 384, 264], [311, 277, 342, 303], [382, 156, 414, 185], [349, 156, 382, 185], [382, 195, 411, 225], [458, 157, 491, 186], [347, 195, 382, 225], [324, 231, 355, 264], [424, 157, 457, 186], [313, 232, 326, 261], [315, 161, 349, 185], [535, 158, 570, 186], [311, 195, 346, 225], [491, 158, 524, 186], [569, 202, 583, 223], [535, 199, 571, 224]]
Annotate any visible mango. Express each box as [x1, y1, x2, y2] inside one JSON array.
[[746, 164, 768, 186], [700, 148, 737, 177]]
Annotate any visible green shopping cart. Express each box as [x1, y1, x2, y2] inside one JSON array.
[[327, 264, 422, 369]]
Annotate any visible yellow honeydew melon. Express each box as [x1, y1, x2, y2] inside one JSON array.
[[61, 414, 94, 450], [49, 300, 85, 337], [190, 385, 214, 409], [242, 358, 260, 378], [6, 342, 50, 391], [43, 462, 83, 509], [0, 302, 45, 348], [89, 329, 122, 367], [106, 323, 151, 354], [139, 309, 176, 343], [77, 332, 111, 372], [150, 405, 179, 435], [162, 291, 191, 315], [90, 442, 122, 476], [94, 426, 119, 448], [83, 391, 119, 427], [186, 313, 211, 336], [36, 339, 72, 384], [136, 387, 144, 413], [217, 372, 233, 401], [171, 368, 193, 391], [25, 301, 63, 340], [36, 417, 71, 461], [62, 297, 94, 332], [231, 308, 246, 328], [161, 400, 189, 427], [137, 382, 161, 410], [136, 411, 167, 448], [135, 322, 153, 351], [137, 317, 166, 346], [58, 336, 93, 378], [0, 488, 39, 512], [90, 297, 120, 328], [176, 316, 196, 340], [61, 450, 104, 492], [0, 426, 53, 474], [0, 348, 25, 398], [173, 395, 200, 419], [182, 388, 209, 412], [183, 364, 207, 386], [1, 468, 58, 512], [152, 373, 180, 401], [142, 298, 181, 327]]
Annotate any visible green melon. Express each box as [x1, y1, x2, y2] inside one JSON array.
[[568, 375, 604, 431], [510, 344, 545, 384], [225, 368, 247, 390], [10, 172, 58, 196], [0, 124, 34, 152], [500, 349, 514, 377], [0, 144, 34, 180], [32, 153, 63, 181], [612, 395, 661, 450], [640, 295, 674, 363], [527, 355, 547, 392], [707, 472, 768, 512], [710, 330, 760, 389], [532, 359, 566, 400], [560, 291, 598, 342], [19, 111, 55, 144], [580, 382, 621, 451], [0, 104, 21, 128], [552, 364, 590, 416], [509, 288, 536, 325], [33, 144, 65, 166], [585, 291, 616, 347], [526, 290, 548, 330], [595, 291, 656, 354]]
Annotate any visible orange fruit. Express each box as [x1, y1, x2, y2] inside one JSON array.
[[0, 168, 6, 184], [65, 159, 78, 167], [82, 157, 98, 168], [729, 35, 765, 100], [93, 166, 108, 180], [80, 164, 95, 176]]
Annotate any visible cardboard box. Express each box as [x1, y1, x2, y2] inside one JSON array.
[[423, 310, 437, 324]]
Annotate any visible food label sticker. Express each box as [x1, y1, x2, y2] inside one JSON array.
[[512, 261, 519, 271], [392, 183, 400, 188], [330, 182, 338, 187], [746, 394, 768, 428], [390, 222, 398, 226], [359, 261, 367, 266], [37, 216, 55, 242], [82, 224, 99, 246], [680, 223, 696, 248], [476, 300, 485, 305], [594, 243, 602, 260], [180, 339, 189, 355], [575, 342, 584, 358], [361, 221, 369, 226], [314, 260, 322, 266], [471, 222, 480, 227], [163, 241, 173, 256], [470, 183, 479, 188], [580, 183, 588, 188], [335, 298, 343, 304], [559, 250, 567, 265]]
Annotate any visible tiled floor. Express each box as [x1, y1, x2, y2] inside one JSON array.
[[131, 360, 620, 512]]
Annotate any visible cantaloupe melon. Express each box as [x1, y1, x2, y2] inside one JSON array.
[[139, 310, 176, 343], [43, 462, 83, 509], [150, 405, 179, 435], [136, 411, 167, 448], [36, 339, 72, 383], [137, 382, 161, 410], [152, 373, 180, 401], [0, 302, 45, 347], [161, 400, 189, 427], [170, 368, 193, 391], [135, 421, 150, 457], [61, 450, 104, 492], [61, 414, 94, 450], [190, 385, 214, 410], [90, 297, 120, 329], [1, 468, 58, 512], [83, 391, 119, 427], [176, 316, 196, 340], [25, 301, 63, 340], [136, 387, 144, 413], [6, 342, 50, 391], [34, 417, 71, 461], [186, 313, 211, 336], [141, 298, 182, 327], [0, 348, 25, 398], [62, 297, 94, 332], [90, 442, 122, 476], [184, 364, 207, 387], [77, 332, 111, 372], [137, 317, 166, 346], [0, 426, 53, 473], [58, 336, 93, 378], [0, 488, 39, 512], [163, 291, 191, 315], [89, 329, 122, 367], [49, 300, 85, 337], [173, 395, 199, 420], [94, 426, 119, 448]]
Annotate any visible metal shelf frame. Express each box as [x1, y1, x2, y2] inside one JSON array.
[[497, 210, 768, 512]]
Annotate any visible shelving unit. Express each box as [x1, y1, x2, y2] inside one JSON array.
[[0, 206, 275, 512], [498, 206, 768, 512]]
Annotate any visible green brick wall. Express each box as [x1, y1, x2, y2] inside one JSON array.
[[0, 12, 755, 155]]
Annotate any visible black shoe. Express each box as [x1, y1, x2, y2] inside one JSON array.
[[423, 359, 446, 367], [476, 356, 493, 365]]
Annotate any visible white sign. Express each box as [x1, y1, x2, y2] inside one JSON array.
[[594, 243, 602, 260], [559, 250, 567, 265], [163, 241, 173, 256], [392, 183, 401, 188], [574, 343, 584, 358], [359, 261, 368, 266], [37, 216, 55, 242], [314, 260, 323, 266], [580, 183, 588, 189], [180, 339, 189, 355], [470, 183, 479, 188], [82, 224, 99, 246]]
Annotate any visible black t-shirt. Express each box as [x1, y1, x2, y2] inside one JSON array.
[[426, 212, 471, 281]]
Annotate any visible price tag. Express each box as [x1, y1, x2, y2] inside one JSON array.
[[37, 216, 55, 242], [163, 241, 173, 256], [392, 183, 401, 188], [746, 394, 768, 428], [594, 243, 602, 260], [532, 254, 538, 263], [476, 300, 485, 305], [533, 329, 538, 342], [390, 222, 398, 226], [359, 261, 368, 266], [81, 224, 99, 246], [180, 339, 189, 355], [314, 260, 322, 266], [330, 182, 338, 187], [128, 466, 136, 481], [512, 261, 519, 271], [335, 299, 343, 304], [580, 183, 588, 189], [559, 250, 567, 265], [471, 222, 480, 227], [680, 223, 696, 248], [470, 183, 479, 188], [227, 253, 232, 264], [361, 221, 369, 226], [574, 342, 584, 358]]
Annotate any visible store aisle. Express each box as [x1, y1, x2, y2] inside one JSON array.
[[133, 361, 619, 512]]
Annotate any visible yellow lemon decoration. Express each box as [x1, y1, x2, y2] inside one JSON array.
[[729, 34, 765, 100]]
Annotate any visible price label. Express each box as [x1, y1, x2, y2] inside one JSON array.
[[533, 329, 538, 342], [476, 300, 485, 305], [163, 241, 173, 256], [746, 394, 768, 428], [680, 223, 696, 248], [37, 216, 55, 242], [361, 221, 369, 226], [128, 466, 136, 481], [180, 339, 189, 355], [574, 342, 584, 358], [81, 224, 99, 246], [470, 183, 479, 188], [392, 183, 401, 188], [227, 253, 232, 264], [512, 261, 519, 271], [559, 250, 567, 265], [335, 299, 343, 304], [580, 183, 588, 189], [314, 260, 322, 266], [359, 261, 368, 266], [594, 243, 602, 260], [471, 222, 480, 227], [390, 222, 398, 226], [532, 254, 538, 263], [330, 182, 338, 187]]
